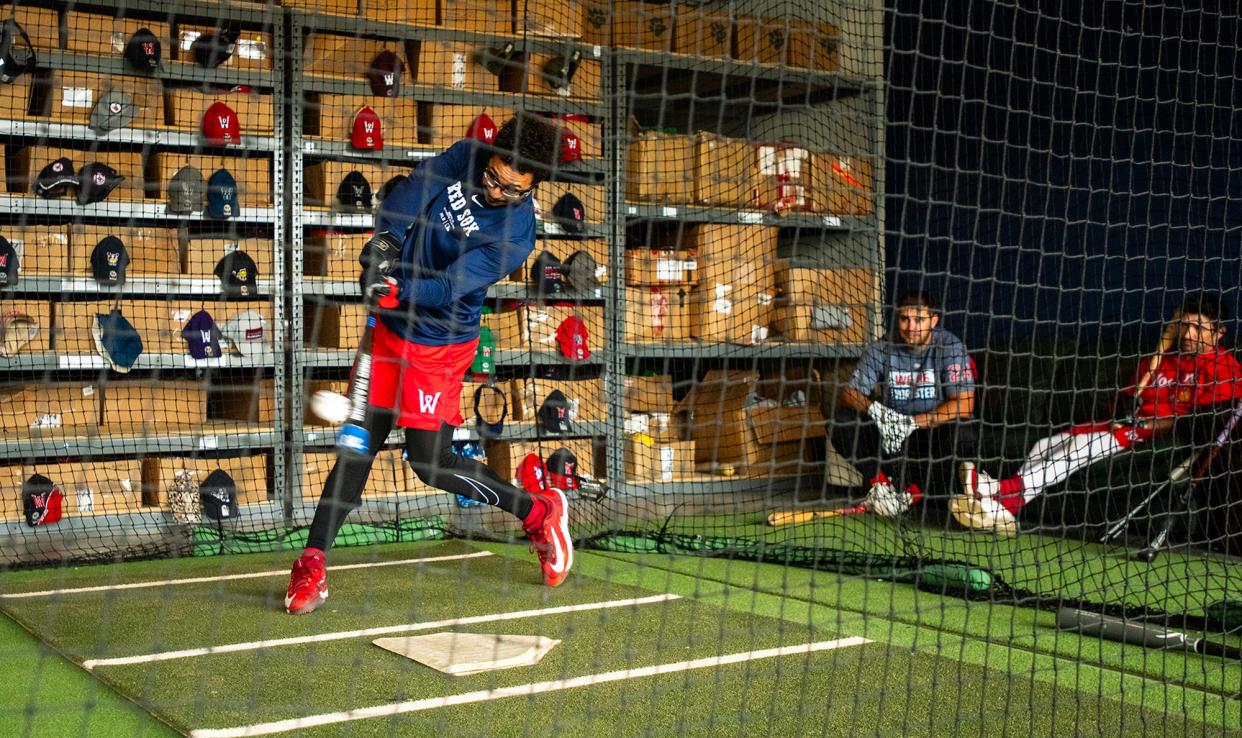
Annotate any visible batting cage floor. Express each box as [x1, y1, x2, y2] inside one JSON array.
[[0, 539, 1236, 736]]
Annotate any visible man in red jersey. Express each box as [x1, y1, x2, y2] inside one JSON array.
[[954, 292, 1242, 535]]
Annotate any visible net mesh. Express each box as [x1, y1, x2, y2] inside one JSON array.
[[1, 0, 1240, 734]]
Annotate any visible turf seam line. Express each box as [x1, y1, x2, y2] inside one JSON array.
[[187, 637, 872, 737], [0, 552, 494, 600], [82, 594, 681, 670]]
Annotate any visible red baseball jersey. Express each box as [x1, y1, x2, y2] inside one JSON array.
[[1134, 347, 1242, 419]]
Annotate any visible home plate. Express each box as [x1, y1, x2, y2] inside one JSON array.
[[373, 632, 561, 676]]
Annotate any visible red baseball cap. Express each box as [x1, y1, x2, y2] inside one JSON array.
[[351, 105, 383, 150], [555, 315, 590, 361], [560, 128, 581, 163], [467, 113, 498, 143], [202, 101, 240, 146], [516, 453, 549, 493]]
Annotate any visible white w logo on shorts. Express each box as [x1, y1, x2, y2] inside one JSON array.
[[418, 389, 442, 414]]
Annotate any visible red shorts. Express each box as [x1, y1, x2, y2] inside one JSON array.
[[367, 319, 479, 431]]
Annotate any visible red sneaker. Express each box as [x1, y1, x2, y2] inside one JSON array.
[[523, 488, 573, 587], [285, 550, 328, 615]]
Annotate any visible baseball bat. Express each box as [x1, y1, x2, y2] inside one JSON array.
[[1056, 607, 1242, 660], [767, 503, 869, 527], [1099, 451, 1197, 543], [336, 286, 398, 456]]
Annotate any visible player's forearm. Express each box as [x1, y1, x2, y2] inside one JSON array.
[[840, 387, 871, 414], [913, 393, 974, 429]]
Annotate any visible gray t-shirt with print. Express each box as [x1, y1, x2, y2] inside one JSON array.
[[848, 327, 975, 415]]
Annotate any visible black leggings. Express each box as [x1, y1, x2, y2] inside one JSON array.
[[305, 405, 533, 552]]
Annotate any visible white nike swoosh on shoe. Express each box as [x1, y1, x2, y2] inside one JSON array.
[[546, 490, 572, 574]]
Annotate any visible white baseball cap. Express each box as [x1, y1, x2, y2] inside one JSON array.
[[220, 311, 269, 356]]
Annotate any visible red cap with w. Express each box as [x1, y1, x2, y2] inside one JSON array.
[[202, 101, 240, 146]]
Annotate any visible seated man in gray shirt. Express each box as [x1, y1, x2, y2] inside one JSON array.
[[830, 290, 977, 517]]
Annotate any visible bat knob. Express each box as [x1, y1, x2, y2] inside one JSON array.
[[1131, 548, 1160, 563]]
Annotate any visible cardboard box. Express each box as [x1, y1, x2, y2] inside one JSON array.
[[625, 437, 694, 481], [771, 265, 874, 344], [1, 459, 143, 519], [146, 151, 272, 207], [417, 103, 514, 149], [610, 1, 675, 51], [55, 300, 274, 354], [537, 181, 605, 224], [362, 0, 436, 25], [498, 52, 602, 100], [145, 454, 269, 507], [164, 88, 276, 135], [304, 300, 367, 348], [0, 300, 50, 353], [279, 0, 360, 14], [440, 0, 514, 33], [301, 448, 431, 499], [672, 7, 731, 58], [101, 380, 208, 429], [64, 12, 172, 56], [184, 237, 275, 282], [579, 2, 611, 46], [483, 439, 597, 484], [811, 153, 874, 215], [694, 132, 752, 207], [694, 253, 775, 294], [2, 5, 59, 50], [513, 239, 608, 284], [303, 33, 410, 79], [688, 282, 773, 345], [0, 75, 34, 119], [0, 383, 101, 433], [625, 249, 694, 286], [753, 144, 815, 212], [7, 145, 146, 201], [68, 225, 181, 277], [410, 41, 496, 92], [175, 25, 274, 72], [305, 229, 368, 280], [684, 223, 779, 261], [482, 309, 523, 349], [5, 225, 69, 274], [520, 0, 583, 37], [626, 131, 694, 203], [736, 17, 839, 71], [625, 286, 691, 343], [509, 377, 606, 422], [304, 379, 349, 426], [210, 379, 276, 424], [304, 92, 420, 147], [37, 71, 164, 129], [623, 375, 675, 413]]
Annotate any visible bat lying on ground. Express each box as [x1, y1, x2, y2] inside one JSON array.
[[766, 503, 869, 527], [1056, 607, 1242, 660]]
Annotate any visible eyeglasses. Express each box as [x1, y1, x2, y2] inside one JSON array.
[[482, 166, 534, 201]]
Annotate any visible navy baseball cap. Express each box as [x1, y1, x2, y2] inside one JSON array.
[[0, 236, 18, 287], [214, 250, 259, 297], [530, 251, 565, 296], [207, 168, 239, 219], [336, 171, 373, 212], [92, 309, 143, 373], [124, 28, 162, 72], [77, 162, 125, 205], [473, 383, 507, 439], [181, 309, 222, 359], [546, 447, 580, 491], [90, 236, 129, 285], [199, 468, 240, 520], [538, 389, 573, 434], [34, 157, 79, 198], [550, 193, 587, 235]]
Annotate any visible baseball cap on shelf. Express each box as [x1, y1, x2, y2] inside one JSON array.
[[467, 113, 498, 143], [167, 165, 206, 214], [219, 310, 269, 356], [564, 250, 601, 292], [123, 28, 162, 72], [181, 309, 223, 359], [0, 310, 38, 357], [560, 128, 581, 163], [199, 468, 240, 520], [516, 452, 549, 494], [351, 105, 383, 150], [366, 50, 403, 97], [76, 162, 124, 205], [202, 101, 240, 145], [550, 192, 586, 235], [336, 171, 373, 212], [214, 250, 259, 297], [0, 236, 18, 287], [90, 236, 129, 285], [191, 29, 238, 68], [206, 168, 239, 218], [530, 251, 565, 296], [88, 90, 137, 133], [538, 389, 573, 435], [471, 324, 496, 376], [34, 157, 78, 198], [473, 383, 507, 439], [555, 315, 590, 361], [92, 309, 143, 373], [546, 447, 580, 491], [22, 474, 64, 527]]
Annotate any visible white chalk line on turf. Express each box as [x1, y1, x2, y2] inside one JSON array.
[[189, 636, 872, 738], [83, 593, 680, 670], [0, 551, 494, 600]]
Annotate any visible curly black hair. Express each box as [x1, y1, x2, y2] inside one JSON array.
[[492, 113, 561, 184]]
